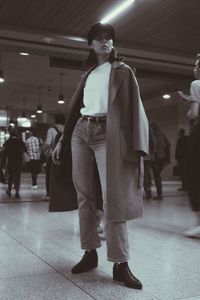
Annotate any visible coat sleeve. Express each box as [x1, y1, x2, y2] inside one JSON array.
[[128, 67, 149, 156]]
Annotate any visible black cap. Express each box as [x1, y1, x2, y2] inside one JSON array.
[[87, 23, 115, 45]]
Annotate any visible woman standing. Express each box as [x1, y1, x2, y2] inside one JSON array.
[[52, 23, 149, 289]]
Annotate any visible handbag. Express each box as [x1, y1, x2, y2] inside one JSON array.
[[23, 152, 31, 164]]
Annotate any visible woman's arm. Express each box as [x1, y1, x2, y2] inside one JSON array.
[[186, 81, 200, 120], [177, 91, 192, 103], [186, 101, 200, 120]]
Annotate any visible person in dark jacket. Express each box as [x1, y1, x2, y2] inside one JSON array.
[[151, 121, 171, 200], [144, 125, 156, 200], [3, 128, 26, 198], [41, 114, 65, 201], [175, 128, 189, 191]]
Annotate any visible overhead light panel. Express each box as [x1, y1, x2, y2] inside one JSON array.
[[17, 117, 31, 127], [20, 52, 30, 56], [100, 0, 135, 24], [56, 35, 86, 42]]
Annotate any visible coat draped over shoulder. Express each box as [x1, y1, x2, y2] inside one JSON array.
[[49, 62, 149, 221]]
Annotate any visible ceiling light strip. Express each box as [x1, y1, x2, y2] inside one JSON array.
[[100, 0, 135, 24]]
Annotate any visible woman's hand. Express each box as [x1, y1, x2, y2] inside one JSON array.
[[52, 142, 62, 165]]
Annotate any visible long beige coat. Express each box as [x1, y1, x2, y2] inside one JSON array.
[[53, 61, 149, 221]]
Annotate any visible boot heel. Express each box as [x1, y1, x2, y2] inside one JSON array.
[[113, 262, 143, 289], [113, 273, 122, 281], [113, 264, 123, 281], [71, 250, 98, 274]]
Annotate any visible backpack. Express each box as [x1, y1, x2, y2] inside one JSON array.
[[53, 126, 62, 150]]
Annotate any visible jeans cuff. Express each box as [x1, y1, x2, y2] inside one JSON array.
[[81, 243, 101, 250], [107, 256, 129, 263]]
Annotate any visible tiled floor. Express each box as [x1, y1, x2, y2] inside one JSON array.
[[0, 175, 200, 300]]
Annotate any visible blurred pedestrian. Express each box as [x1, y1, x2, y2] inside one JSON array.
[[178, 53, 200, 238], [41, 114, 65, 200], [144, 125, 156, 200], [151, 121, 171, 200], [3, 128, 26, 198], [25, 128, 42, 189], [175, 128, 188, 191]]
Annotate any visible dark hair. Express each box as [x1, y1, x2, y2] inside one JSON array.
[[10, 128, 19, 137], [30, 127, 36, 136], [84, 48, 123, 69], [54, 114, 65, 125]]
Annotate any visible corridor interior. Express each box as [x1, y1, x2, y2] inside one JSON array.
[[0, 175, 200, 300]]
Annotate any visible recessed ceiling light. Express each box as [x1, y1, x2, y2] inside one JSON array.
[[163, 94, 171, 99], [19, 52, 30, 56], [36, 105, 43, 114], [58, 100, 65, 104]]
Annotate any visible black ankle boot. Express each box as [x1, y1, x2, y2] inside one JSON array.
[[113, 262, 142, 289], [15, 192, 20, 199], [71, 250, 98, 274]]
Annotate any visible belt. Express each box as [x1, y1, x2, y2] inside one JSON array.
[[81, 115, 107, 123]]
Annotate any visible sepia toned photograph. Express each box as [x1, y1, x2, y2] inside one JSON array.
[[0, 1, 200, 299]]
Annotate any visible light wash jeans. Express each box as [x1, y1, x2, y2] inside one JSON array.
[[71, 117, 129, 263]]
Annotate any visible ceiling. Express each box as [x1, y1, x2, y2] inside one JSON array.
[[0, 0, 199, 118]]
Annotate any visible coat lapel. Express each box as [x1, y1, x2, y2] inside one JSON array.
[[109, 62, 125, 104]]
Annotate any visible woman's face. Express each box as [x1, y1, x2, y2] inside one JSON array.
[[194, 59, 200, 79], [90, 32, 113, 56]]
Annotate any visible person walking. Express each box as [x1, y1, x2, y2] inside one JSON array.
[[52, 23, 149, 289], [178, 53, 200, 238], [144, 125, 156, 200], [150, 121, 171, 200], [41, 114, 65, 201], [3, 128, 26, 198], [175, 128, 188, 191], [25, 128, 42, 189]]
